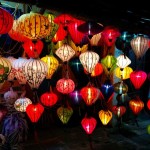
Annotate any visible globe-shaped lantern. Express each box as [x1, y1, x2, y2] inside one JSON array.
[[56, 78, 75, 94], [81, 116, 97, 134], [14, 97, 32, 112], [130, 36, 149, 59], [22, 58, 48, 89], [41, 55, 59, 79], [114, 80, 128, 94], [55, 44, 75, 62], [17, 12, 51, 40], [0, 56, 12, 83], [79, 51, 99, 73], [130, 70, 147, 90], [112, 105, 126, 118], [0, 7, 14, 34]]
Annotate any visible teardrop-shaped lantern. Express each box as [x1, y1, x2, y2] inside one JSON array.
[[22, 58, 48, 89], [14, 97, 32, 112], [79, 51, 99, 73], [57, 105, 73, 124], [114, 80, 128, 94], [130, 36, 149, 59], [55, 44, 75, 62], [26, 103, 44, 122], [41, 55, 59, 79], [112, 105, 126, 118], [98, 110, 112, 125], [81, 116, 97, 134], [130, 70, 147, 89]]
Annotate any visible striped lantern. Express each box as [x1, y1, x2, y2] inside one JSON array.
[[22, 58, 48, 89], [17, 12, 51, 40], [79, 51, 99, 73], [130, 36, 149, 59]]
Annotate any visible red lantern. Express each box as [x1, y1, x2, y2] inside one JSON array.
[[147, 99, 150, 110], [129, 97, 144, 115], [0, 7, 14, 34], [26, 103, 44, 123], [112, 105, 126, 118], [22, 40, 43, 58], [80, 83, 100, 106], [81, 116, 97, 134], [40, 92, 58, 107], [130, 70, 147, 89], [56, 78, 75, 94]]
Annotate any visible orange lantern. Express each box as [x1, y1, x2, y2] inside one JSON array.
[[112, 105, 126, 118]]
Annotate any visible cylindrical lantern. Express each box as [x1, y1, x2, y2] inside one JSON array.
[[0, 7, 14, 34], [14, 97, 32, 112], [56, 78, 75, 94], [114, 81, 128, 94], [41, 55, 59, 79], [17, 12, 51, 40], [22, 58, 48, 89], [79, 51, 99, 73], [81, 116, 97, 134], [130, 70, 147, 89], [26, 103, 44, 123], [112, 105, 126, 118]]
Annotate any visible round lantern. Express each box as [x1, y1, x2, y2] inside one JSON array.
[[130, 36, 149, 59], [130, 70, 147, 89], [90, 62, 103, 77], [79, 51, 99, 73], [98, 110, 112, 125], [81, 116, 97, 134], [80, 83, 100, 106], [55, 44, 75, 62], [14, 97, 32, 112], [129, 97, 144, 115], [114, 81, 128, 94], [115, 67, 133, 80], [0, 56, 12, 83], [26, 103, 44, 123], [22, 58, 48, 89], [17, 12, 51, 40], [147, 99, 150, 110], [0, 7, 14, 34], [56, 78, 75, 94], [22, 39, 43, 58], [40, 92, 58, 107], [41, 55, 59, 79], [112, 105, 126, 118], [12, 57, 27, 85], [57, 105, 73, 124]]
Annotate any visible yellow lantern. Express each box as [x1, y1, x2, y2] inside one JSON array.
[[17, 12, 51, 40], [41, 55, 59, 79], [115, 66, 133, 80], [98, 110, 112, 125]]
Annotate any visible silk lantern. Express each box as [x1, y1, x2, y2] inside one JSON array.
[[129, 97, 144, 115], [17, 12, 51, 40], [90, 32, 102, 46], [98, 110, 112, 125], [22, 39, 43, 58], [112, 105, 126, 118], [26, 103, 44, 123], [41, 55, 59, 79], [147, 99, 150, 110], [0, 7, 14, 34], [22, 58, 48, 89], [79, 51, 99, 73], [56, 78, 75, 94], [57, 105, 73, 124], [130, 36, 149, 59], [130, 70, 147, 89], [14, 97, 32, 112], [114, 80, 128, 94], [90, 62, 103, 77], [0, 56, 12, 83], [81, 116, 97, 134]]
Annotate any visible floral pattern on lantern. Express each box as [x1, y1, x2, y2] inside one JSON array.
[[22, 58, 48, 89], [14, 97, 32, 112], [79, 51, 99, 73], [114, 80, 128, 94], [99, 110, 112, 125], [56, 78, 75, 94], [81, 116, 97, 134], [112, 105, 126, 118]]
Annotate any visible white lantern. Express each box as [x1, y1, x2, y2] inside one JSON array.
[[79, 51, 99, 73], [116, 54, 131, 69], [55, 44, 75, 62], [14, 97, 32, 112], [12, 57, 27, 85], [22, 58, 48, 89]]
